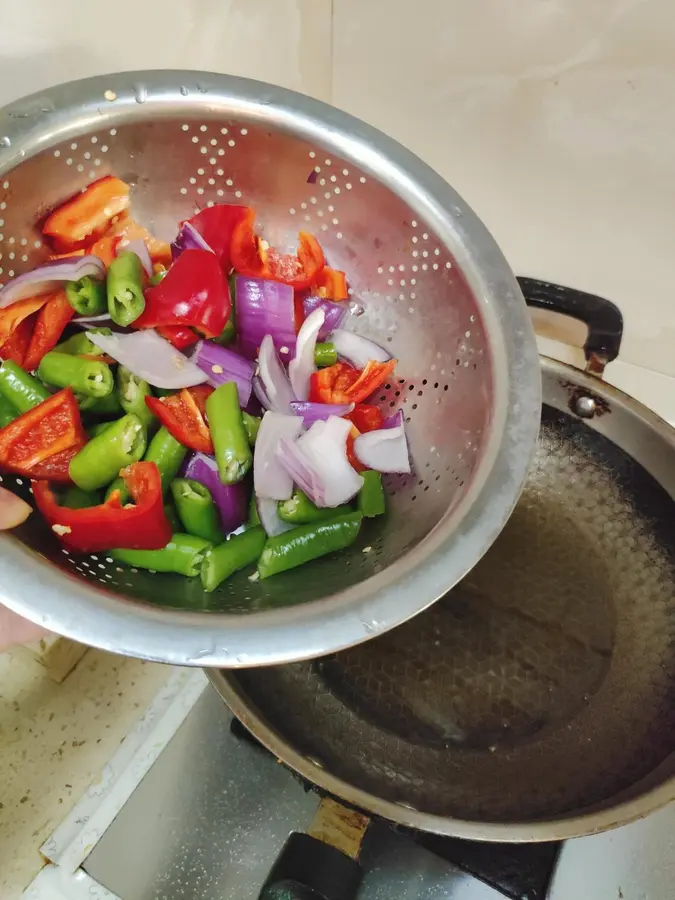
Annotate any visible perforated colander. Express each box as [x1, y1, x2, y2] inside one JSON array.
[[0, 72, 540, 666]]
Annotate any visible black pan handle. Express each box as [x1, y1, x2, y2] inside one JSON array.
[[258, 798, 369, 900], [517, 276, 624, 373]]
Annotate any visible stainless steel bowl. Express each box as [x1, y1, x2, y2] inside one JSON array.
[[0, 71, 540, 666]]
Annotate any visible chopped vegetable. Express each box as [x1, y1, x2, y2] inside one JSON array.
[[289, 308, 324, 401], [144, 426, 188, 496], [106, 251, 146, 326], [134, 250, 230, 338], [302, 295, 348, 340], [0, 258, 106, 309], [111, 534, 212, 577], [278, 490, 351, 525], [353, 420, 411, 474], [0, 388, 87, 482], [171, 478, 225, 544], [205, 382, 252, 485], [309, 359, 397, 405], [257, 334, 296, 414], [182, 451, 248, 534], [124, 239, 153, 277], [146, 385, 214, 454], [254, 412, 304, 501], [42, 176, 131, 249], [39, 352, 113, 399], [0, 484, 32, 528], [358, 471, 386, 517], [313, 267, 348, 301], [277, 416, 364, 508], [69, 413, 146, 491], [0, 395, 19, 428], [242, 411, 261, 446], [66, 276, 107, 317], [314, 342, 337, 367], [60, 486, 101, 509], [330, 329, 391, 369], [235, 275, 296, 360], [0, 361, 50, 413], [24, 292, 75, 371], [201, 526, 266, 592], [0, 295, 51, 345], [192, 340, 255, 407], [257, 512, 362, 579], [156, 326, 199, 350], [117, 367, 155, 430], [344, 404, 385, 433], [0, 315, 35, 367], [86, 330, 208, 389], [256, 496, 294, 537], [174, 205, 248, 269]]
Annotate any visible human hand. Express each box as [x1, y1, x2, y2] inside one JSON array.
[[0, 485, 50, 651]]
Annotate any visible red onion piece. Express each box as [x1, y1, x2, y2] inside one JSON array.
[[256, 497, 294, 537], [254, 412, 304, 501], [0, 485, 32, 529], [303, 295, 347, 340], [235, 276, 296, 360], [182, 452, 248, 534], [289, 401, 354, 425], [87, 330, 208, 389], [171, 221, 213, 259], [0, 255, 106, 308], [258, 334, 296, 414], [193, 340, 255, 407], [277, 416, 364, 508], [382, 409, 404, 429], [330, 329, 391, 368], [252, 375, 272, 412], [353, 421, 411, 474], [123, 239, 153, 276], [289, 308, 324, 401]]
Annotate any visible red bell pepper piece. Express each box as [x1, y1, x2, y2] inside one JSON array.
[[313, 267, 348, 301], [0, 315, 36, 366], [184, 205, 249, 270], [88, 234, 122, 268], [0, 295, 51, 346], [344, 404, 385, 433], [23, 291, 74, 372], [156, 325, 199, 351], [32, 461, 172, 553], [0, 388, 87, 482], [134, 250, 230, 338], [42, 177, 131, 250], [145, 385, 214, 454], [231, 209, 326, 290], [309, 359, 397, 406], [106, 215, 172, 266]]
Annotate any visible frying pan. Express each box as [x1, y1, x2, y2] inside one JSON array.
[[209, 278, 675, 896]]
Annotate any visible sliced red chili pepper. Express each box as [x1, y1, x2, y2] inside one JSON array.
[[344, 403, 385, 433], [0, 388, 87, 482], [313, 267, 348, 300], [0, 295, 51, 347], [23, 291, 74, 372], [231, 210, 326, 290], [0, 315, 36, 366], [309, 360, 397, 405], [184, 204, 249, 270], [32, 461, 171, 553], [145, 385, 215, 454], [134, 250, 230, 338], [106, 215, 172, 266], [42, 177, 131, 250], [156, 325, 200, 351]]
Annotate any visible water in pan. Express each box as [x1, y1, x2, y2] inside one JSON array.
[[0, 117, 491, 613]]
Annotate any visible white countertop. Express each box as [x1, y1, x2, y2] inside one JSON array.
[[2, 1, 675, 895]]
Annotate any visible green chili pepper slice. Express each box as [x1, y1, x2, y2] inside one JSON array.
[[59, 486, 102, 510], [205, 382, 252, 484], [171, 478, 225, 544], [314, 342, 337, 367], [38, 351, 113, 399], [258, 511, 363, 580], [242, 411, 261, 446], [111, 534, 212, 578], [0, 361, 51, 413], [0, 393, 19, 427], [163, 502, 182, 533], [66, 275, 107, 316], [358, 470, 386, 518], [107, 251, 145, 326], [145, 426, 188, 495], [248, 492, 260, 526], [201, 526, 266, 592], [69, 413, 146, 491], [117, 366, 155, 429], [88, 420, 116, 438], [278, 490, 351, 525]]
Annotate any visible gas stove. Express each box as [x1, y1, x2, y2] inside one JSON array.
[[24, 670, 675, 900]]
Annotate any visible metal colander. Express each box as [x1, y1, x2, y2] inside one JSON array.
[[0, 71, 540, 666]]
